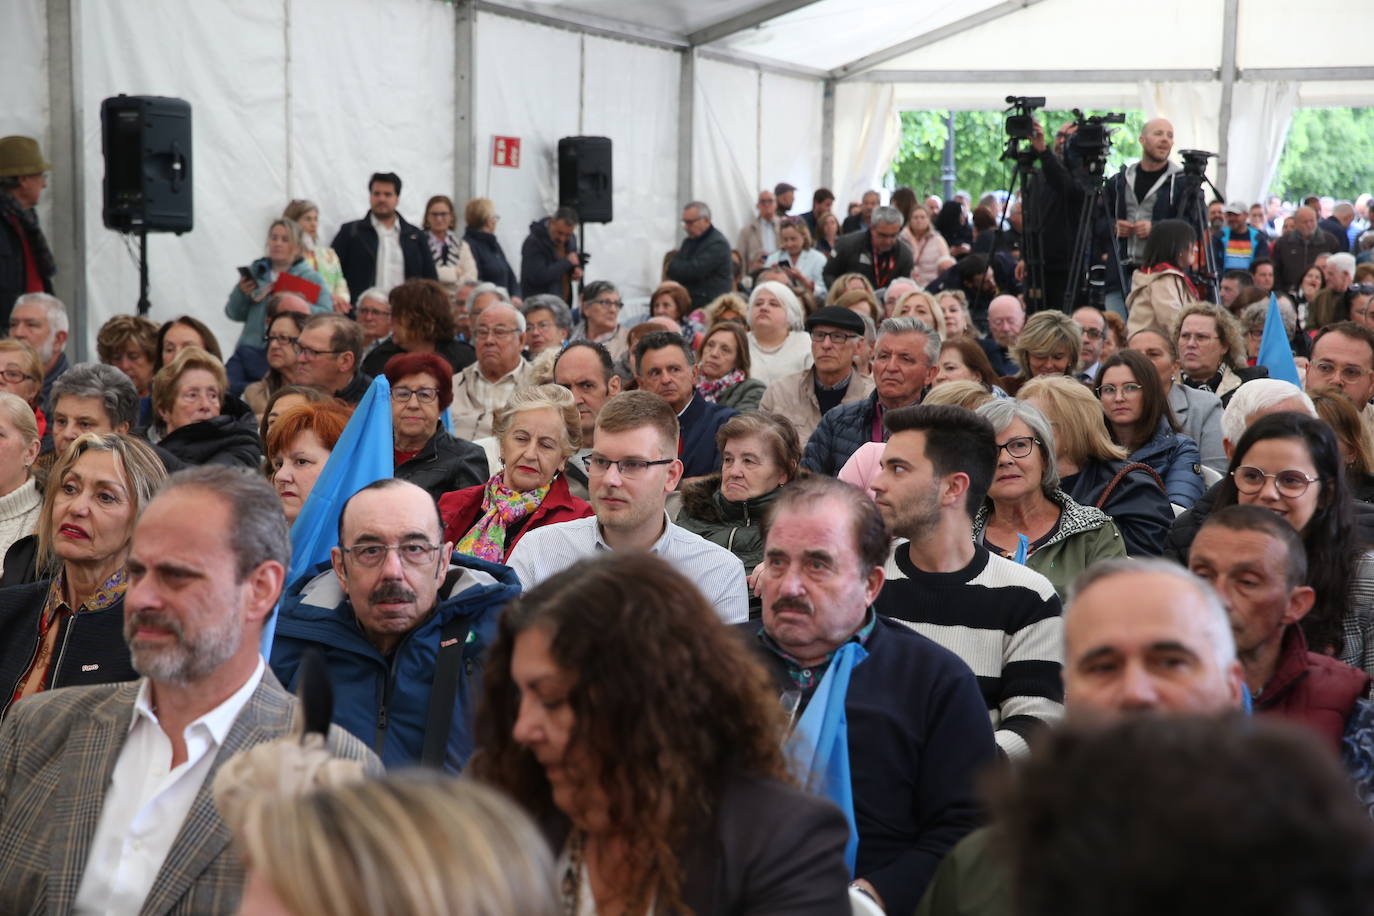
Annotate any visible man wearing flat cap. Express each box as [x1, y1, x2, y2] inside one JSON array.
[[0, 136, 55, 328], [759, 305, 875, 448]]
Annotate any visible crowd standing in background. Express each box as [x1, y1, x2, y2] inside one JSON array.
[[6, 120, 1374, 914]]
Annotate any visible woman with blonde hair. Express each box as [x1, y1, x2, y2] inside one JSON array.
[[1003, 310, 1080, 396], [216, 739, 559, 916], [440, 384, 592, 561], [0, 339, 46, 437], [1310, 386, 1374, 502], [225, 217, 332, 348], [893, 289, 945, 341], [0, 393, 41, 576], [824, 271, 875, 305], [1018, 375, 1174, 556], [700, 291, 749, 328], [922, 379, 997, 410], [937, 289, 981, 339], [283, 198, 351, 311], [463, 197, 519, 294]]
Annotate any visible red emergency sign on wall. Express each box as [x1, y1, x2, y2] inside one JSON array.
[[492, 136, 521, 168]]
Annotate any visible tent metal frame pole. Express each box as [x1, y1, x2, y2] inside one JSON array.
[[855, 68, 1217, 83], [455, 0, 477, 203], [821, 79, 835, 190], [1216, 0, 1239, 194], [831, 0, 1046, 80], [46, 0, 88, 359], [677, 48, 696, 209], [687, 0, 828, 47]]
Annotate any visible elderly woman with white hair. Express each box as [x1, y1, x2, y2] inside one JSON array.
[[0, 393, 41, 576], [746, 280, 813, 384], [973, 398, 1127, 599]]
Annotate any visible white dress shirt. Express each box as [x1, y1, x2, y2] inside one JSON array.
[[371, 213, 405, 293], [507, 513, 748, 623], [72, 659, 266, 915]]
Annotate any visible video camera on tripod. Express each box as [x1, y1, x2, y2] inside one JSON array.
[[1062, 109, 1126, 311], [1002, 96, 1046, 161], [1066, 109, 1126, 168]]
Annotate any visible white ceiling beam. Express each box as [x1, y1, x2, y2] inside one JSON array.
[[472, 0, 686, 50], [687, 0, 829, 47], [830, 0, 1048, 81], [855, 68, 1217, 83], [697, 46, 830, 81]]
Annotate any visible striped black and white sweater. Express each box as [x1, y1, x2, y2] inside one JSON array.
[[876, 542, 1064, 759]]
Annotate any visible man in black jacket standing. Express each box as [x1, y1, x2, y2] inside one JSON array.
[[331, 172, 437, 301], [823, 206, 914, 293], [519, 206, 582, 300], [666, 201, 732, 313], [0, 137, 56, 329]]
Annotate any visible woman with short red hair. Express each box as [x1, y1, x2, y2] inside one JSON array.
[[266, 401, 353, 525], [385, 352, 488, 502]]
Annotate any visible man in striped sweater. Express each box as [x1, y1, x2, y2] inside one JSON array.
[[871, 404, 1064, 759]]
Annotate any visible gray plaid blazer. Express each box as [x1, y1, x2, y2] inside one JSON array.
[[0, 668, 379, 914]]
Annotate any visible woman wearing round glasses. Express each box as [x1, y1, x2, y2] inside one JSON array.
[[973, 399, 1126, 599], [1173, 412, 1374, 675], [1096, 349, 1204, 509], [384, 352, 487, 503], [242, 310, 305, 418], [441, 384, 591, 562]]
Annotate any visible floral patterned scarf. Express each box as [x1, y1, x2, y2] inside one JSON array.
[[455, 473, 551, 562], [696, 369, 745, 403]]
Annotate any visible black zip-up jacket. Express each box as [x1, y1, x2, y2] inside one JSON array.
[[330, 211, 438, 301], [0, 579, 138, 718]]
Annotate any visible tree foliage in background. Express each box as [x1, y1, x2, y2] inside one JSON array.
[[891, 109, 1146, 200], [1270, 108, 1374, 202]]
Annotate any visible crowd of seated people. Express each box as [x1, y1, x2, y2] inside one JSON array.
[[9, 125, 1374, 915]]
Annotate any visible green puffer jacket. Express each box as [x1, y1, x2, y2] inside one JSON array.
[[676, 474, 780, 576], [714, 377, 767, 413], [972, 488, 1126, 601]]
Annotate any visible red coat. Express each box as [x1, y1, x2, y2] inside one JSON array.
[[1255, 626, 1371, 752], [439, 472, 593, 561]]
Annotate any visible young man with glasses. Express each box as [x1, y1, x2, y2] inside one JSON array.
[[507, 391, 748, 623], [294, 313, 370, 405], [1304, 321, 1374, 444], [449, 302, 533, 440], [760, 306, 875, 447], [271, 477, 520, 771]]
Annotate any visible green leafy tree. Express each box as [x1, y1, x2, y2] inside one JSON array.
[[891, 109, 1146, 200], [1270, 108, 1374, 201]]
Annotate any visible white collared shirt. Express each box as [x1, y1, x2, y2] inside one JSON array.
[[371, 213, 405, 292], [507, 513, 748, 623], [72, 659, 266, 915]]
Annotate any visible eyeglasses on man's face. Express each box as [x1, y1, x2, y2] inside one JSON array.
[[340, 541, 442, 568], [586, 455, 675, 478]]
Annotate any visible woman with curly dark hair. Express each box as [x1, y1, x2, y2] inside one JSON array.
[[361, 277, 475, 377], [471, 550, 850, 915]]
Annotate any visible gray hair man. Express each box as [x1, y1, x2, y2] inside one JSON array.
[[666, 201, 733, 313], [8, 291, 69, 407], [0, 466, 378, 912], [823, 205, 914, 292]]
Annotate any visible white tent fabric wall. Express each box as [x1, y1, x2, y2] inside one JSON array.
[[4, 0, 50, 232], [759, 72, 824, 214], [832, 83, 900, 206], [693, 58, 762, 257], [1139, 81, 1223, 188], [1224, 82, 1300, 206]]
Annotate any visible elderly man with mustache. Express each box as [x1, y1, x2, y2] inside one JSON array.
[[270, 477, 521, 772]]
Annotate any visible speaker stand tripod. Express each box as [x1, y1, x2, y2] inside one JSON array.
[[135, 229, 151, 316]]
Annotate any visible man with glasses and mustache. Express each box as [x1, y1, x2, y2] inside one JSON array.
[[0, 466, 377, 913], [271, 477, 519, 771], [507, 391, 748, 623]]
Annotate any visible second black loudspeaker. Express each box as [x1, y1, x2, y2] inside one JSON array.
[[558, 136, 612, 224], [101, 94, 193, 234]]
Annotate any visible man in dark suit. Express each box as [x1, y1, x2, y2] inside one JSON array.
[[331, 172, 437, 300], [0, 466, 377, 914], [665, 201, 733, 313], [635, 330, 736, 479], [822, 206, 914, 293], [744, 475, 996, 914], [842, 189, 881, 233]]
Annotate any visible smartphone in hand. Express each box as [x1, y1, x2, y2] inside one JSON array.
[[237, 266, 253, 281]]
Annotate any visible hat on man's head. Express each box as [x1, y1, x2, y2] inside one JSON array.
[[804, 306, 865, 335], [774, 182, 797, 195], [0, 137, 52, 178], [1223, 201, 1247, 216]]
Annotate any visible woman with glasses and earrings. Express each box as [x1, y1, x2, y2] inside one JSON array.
[[1170, 412, 1374, 677], [225, 217, 332, 349], [440, 384, 592, 562], [695, 322, 766, 412], [0, 339, 46, 437], [383, 352, 487, 503], [242, 310, 306, 418], [463, 197, 519, 296], [266, 401, 353, 525], [138, 346, 261, 469], [973, 399, 1126, 600], [572, 280, 631, 363], [362, 278, 475, 378], [1096, 349, 1204, 509]]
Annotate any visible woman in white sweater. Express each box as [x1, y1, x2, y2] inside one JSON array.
[[745, 281, 813, 385], [0, 393, 41, 577]]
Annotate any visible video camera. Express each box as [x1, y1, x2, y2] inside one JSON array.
[[1179, 148, 1216, 178], [1004, 96, 1046, 140], [1067, 109, 1126, 161]]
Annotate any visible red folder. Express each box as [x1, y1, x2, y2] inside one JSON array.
[[272, 271, 322, 303]]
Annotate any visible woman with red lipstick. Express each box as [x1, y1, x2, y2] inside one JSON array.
[[266, 401, 352, 527], [1095, 349, 1204, 509], [440, 384, 591, 561], [0, 433, 166, 715], [385, 352, 487, 503], [472, 551, 850, 915]]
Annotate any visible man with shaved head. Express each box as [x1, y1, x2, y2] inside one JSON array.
[[1274, 205, 1343, 295], [1104, 118, 1183, 311]]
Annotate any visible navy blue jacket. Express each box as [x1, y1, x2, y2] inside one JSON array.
[[0, 579, 138, 717], [270, 555, 521, 771], [1061, 458, 1173, 557], [225, 343, 269, 396], [742, 615, 996, 914], [801, 390, 885, 476], [1211, 225, 1272, 271], [330, 211, 437, 301], [463, 227, 519, 296], [1127, 418, 1203, 509], [666, 225, 733, 312], [679, 395, 737, 478]]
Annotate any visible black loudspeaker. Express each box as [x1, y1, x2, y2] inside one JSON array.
[[558, 136, 612, 224], [101, 94, 193, 234]]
